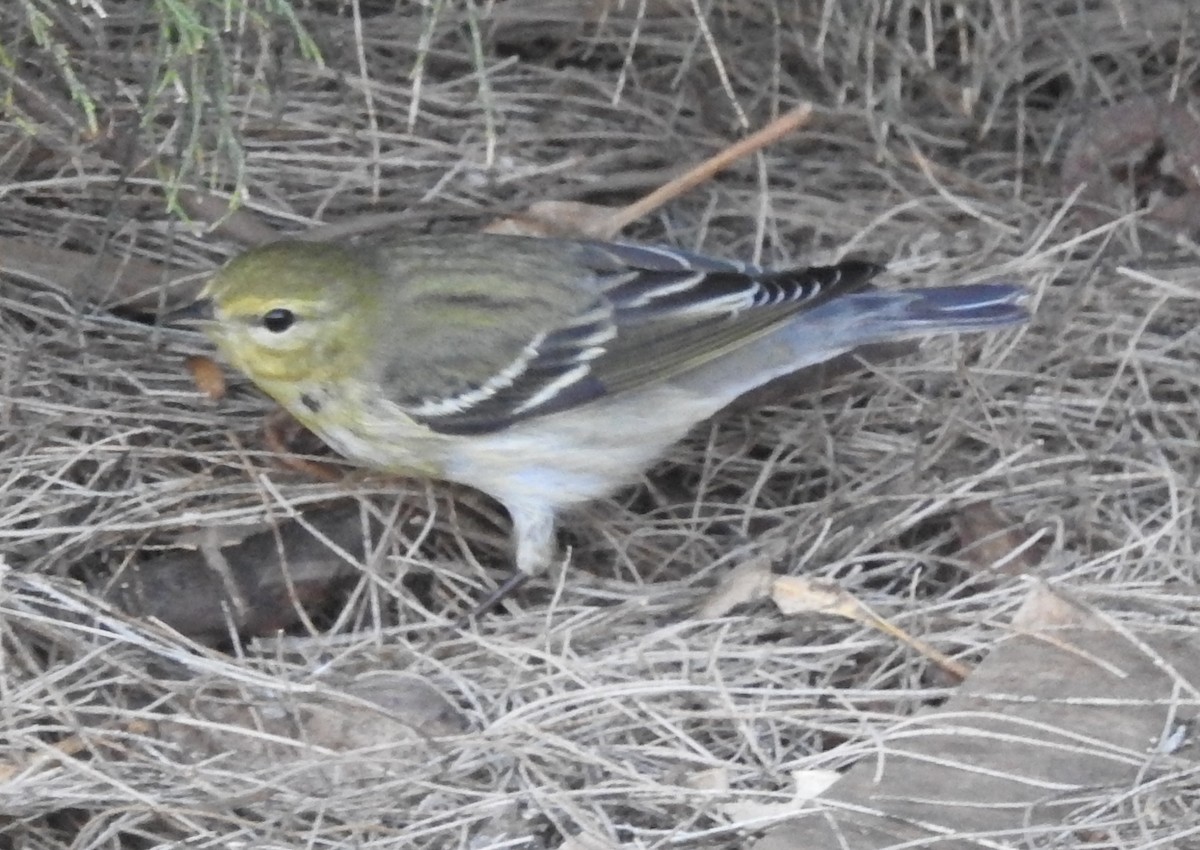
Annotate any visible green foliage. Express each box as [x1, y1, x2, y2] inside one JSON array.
[[2, 0, 321, 215]]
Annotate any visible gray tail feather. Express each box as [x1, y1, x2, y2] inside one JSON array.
[[673, 281, 1028, 405], [843, 282, 1029, 336]]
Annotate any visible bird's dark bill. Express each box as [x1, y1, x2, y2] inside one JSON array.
[[161, 297, 215, 327]]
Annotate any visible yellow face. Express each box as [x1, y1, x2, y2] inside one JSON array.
[[201, 241, 378, 384]]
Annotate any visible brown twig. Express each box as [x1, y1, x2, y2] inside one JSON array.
[[601, 103, 814, 234]]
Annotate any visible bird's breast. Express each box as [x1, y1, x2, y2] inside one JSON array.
[[258, 378, 448, 478]]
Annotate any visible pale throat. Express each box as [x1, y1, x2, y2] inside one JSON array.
[[256, 373, 446, 478]]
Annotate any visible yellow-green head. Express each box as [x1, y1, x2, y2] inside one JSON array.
[[198, 241, 380, 384]]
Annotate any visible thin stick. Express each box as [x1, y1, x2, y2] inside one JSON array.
[[602, 103, 814, 234]]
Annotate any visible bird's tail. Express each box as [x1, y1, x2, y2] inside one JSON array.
[[826, 282, 1029, 341], [671, 280, 1029, 404]]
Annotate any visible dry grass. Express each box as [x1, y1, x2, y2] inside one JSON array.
[[2, 0, 1200, 847]]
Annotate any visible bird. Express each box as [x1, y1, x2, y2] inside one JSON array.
[[168, 233, 1029, 616]]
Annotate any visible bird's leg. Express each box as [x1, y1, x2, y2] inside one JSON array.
[[457, 571, 530, 627], [457, 502, 559, 627]]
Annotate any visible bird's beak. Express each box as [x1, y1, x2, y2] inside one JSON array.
[[161, 297, 215, 328]]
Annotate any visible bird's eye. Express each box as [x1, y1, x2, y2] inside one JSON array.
[[261, 308, 296, 333]]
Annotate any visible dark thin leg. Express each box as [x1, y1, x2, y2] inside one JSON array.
[[455, 570, 530, 629]]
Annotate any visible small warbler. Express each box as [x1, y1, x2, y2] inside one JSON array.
[[170, 233, 1028, 611]]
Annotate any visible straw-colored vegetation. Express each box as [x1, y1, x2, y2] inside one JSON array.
[[2, 1, 1198, 847]]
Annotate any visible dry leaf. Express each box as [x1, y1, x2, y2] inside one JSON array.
[[754, 584, 1200, 850], [698, 557, 774, 618], [1061, 95, 1200, 233], [148, 672, 466, 792], [772, 576, 970, 679], [954, 502, 1042, 576], [107, 503, 384, 642], [771, 576, 856, 618], [310, 671, 469, 743], [686, 766, 730, 791], [1010, 581, 1104, 631], [484, 200, 621, 239], [176, 189, 281, 246], [722, 770, 839, 824], [184, 355, 226, 400]]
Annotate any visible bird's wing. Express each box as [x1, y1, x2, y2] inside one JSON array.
[[376, 236, 879, 435]]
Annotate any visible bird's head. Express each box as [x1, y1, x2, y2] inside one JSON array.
[[175, 241, 381, 384]]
